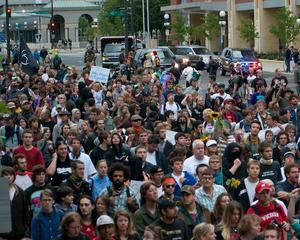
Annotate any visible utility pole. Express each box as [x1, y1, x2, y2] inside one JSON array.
[[146, 0, 150, 46], [5, 0, 10, 62], [130, 0, 134, 36], [50, 0, 54, 49], [124, 0, 129, 58], [142, 0, 145, 41]]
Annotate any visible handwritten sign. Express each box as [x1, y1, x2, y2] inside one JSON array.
[[89, 66, 110, 84]]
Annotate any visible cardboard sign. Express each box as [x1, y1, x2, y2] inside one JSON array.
[[89, 66, 110, 84], [0, 178, 11, 233]]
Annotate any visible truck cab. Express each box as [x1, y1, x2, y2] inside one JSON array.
[[100, 36, 144, 68]]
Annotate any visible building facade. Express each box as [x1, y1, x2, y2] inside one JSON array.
[[0, 0, 102, 48], [161, 0, 300, 53]]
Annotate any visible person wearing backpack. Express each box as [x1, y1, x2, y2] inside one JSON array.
[[52, 53, 62, 70], [247, 181, 290, 240], [0, 113, 23, 151], [99, 163, 139, 217]]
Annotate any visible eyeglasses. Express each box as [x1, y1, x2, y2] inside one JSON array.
[[165, 185, 175, 189], [210, 161, 220, 164], [132, 119, 142, 122], [202, 176, 213, 180]]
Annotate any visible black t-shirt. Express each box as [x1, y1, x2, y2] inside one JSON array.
[[52, 158, 72, 187], [90, 146, 110, 167], [154, 218, 190, 240], [259, 161, 282, 185]]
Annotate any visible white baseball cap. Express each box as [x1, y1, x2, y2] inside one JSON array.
[[206, 140, 217, 147], [96, 215, 114, 227]]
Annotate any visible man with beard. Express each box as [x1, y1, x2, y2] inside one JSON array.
[[63, 160, 91, 204], [154, 199, 190, 240], [13, 153, 32, 190], [243, 120, 261, 159], [78, 195, 96, 240], [100, 163, 138, 217]]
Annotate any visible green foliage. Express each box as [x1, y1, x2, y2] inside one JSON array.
[[237, 17, 259, 49], [98, 0, 124, 36], [0, 102, 9, 113], [79, 16, 91, 39], [171, 12, 188, 43], [98, 0, 169, 36], [187, 13, 219, 41], [202, 13, 219, 40], [269, 8, 300, 50], [132, 0, 169, 34]]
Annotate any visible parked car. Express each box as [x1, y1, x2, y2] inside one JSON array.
[[134, 47, 176, 69], [219, 48, 262, 76], [169, 45, 216, 68]]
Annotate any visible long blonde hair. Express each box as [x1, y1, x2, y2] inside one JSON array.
[[193, 223, 215, 240], [220, 201, 243, 240]]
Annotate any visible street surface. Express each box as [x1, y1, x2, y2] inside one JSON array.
[[59, 49, 298, 93]]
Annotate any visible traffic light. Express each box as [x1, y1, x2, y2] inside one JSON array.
[[6, 8, 12, 18], [50, 20, 55, 30]]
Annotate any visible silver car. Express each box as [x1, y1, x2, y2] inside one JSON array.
[[170, 45, 216, 68]]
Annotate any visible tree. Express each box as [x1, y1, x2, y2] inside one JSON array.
[[237, 18, 259, 49], [78, 16, 91, 40], [171, 11, 188, 43], [98, 0, 124, 36], [97, 0, 170, 36], [269, 8, 300, 51], [187, 13, 219, 43]]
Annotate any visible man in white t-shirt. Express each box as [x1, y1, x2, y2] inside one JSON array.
[[14, 153, 32, 190], [232, 159, 260, 212], [69, 137, 97, 180], [183, 140, 209, 177], [210, 83, 232, 101], [161, 92, 181, 120]]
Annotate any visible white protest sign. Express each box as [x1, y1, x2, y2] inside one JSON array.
[[89, 66, 110, 84]]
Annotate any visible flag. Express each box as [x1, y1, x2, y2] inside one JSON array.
[[19, 38, 39, 76]]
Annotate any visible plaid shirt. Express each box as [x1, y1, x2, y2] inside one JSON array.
[[100, 185, 138, 217], [195, 184, 227, 212]]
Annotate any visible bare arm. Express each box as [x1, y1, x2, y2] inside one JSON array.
[[46, 153, 58, 176]]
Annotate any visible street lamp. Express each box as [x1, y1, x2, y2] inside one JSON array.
[[219, 11, 226, 50], [92, 18, 98, 52], [164, 13, 170, 44]]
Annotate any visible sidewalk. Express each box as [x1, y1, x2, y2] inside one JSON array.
[[260, 59, 292, 74]]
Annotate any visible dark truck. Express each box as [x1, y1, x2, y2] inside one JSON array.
[[100, 36, 144, 68]]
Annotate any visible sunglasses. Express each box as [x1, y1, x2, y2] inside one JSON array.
[[165, 185, 175, 189], [132, 119, 142, 122], [210, 161, 220, 164]]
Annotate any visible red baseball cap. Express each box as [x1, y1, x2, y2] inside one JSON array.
[[255, 181, 271, 193]]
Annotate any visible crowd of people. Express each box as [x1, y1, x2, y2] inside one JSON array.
[[0, 45, 299, 240]]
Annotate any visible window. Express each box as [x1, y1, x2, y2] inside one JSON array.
[[193, 47, 211, 55]]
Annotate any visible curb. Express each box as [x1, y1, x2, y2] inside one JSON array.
[[259, 59, 284, 64]]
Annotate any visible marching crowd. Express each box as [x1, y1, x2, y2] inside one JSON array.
[[0, 46, 299, 240]]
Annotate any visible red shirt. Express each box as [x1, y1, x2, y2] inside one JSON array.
[[247, 201, 288, 240], [13, 146, 45, 172], [81, 223, 95, 240]]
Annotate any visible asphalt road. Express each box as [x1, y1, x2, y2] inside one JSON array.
[[60, 50, 297, 93]]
